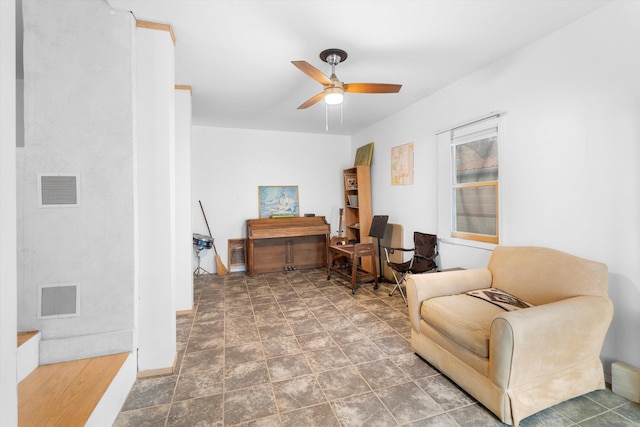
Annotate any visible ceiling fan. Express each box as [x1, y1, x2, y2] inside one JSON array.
[[292, 48, 402, 109]]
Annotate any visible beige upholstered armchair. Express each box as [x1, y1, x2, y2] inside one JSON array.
[[406, 246, 613, 426]]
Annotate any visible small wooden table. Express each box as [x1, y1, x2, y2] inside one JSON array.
[[327, 242, 378, 294]]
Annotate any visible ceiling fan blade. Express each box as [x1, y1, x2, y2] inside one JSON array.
[[297, 92, 325, 109], [344, 83, 402, 94], [291, 61, 333, 85]]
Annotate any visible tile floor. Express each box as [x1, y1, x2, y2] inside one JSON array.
[[114, 269, 640, 426]]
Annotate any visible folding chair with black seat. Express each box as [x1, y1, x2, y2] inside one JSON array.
[[383, 232, 438, 305]]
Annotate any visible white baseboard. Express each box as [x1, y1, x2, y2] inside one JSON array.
[[86, 352, 136, 427], [612, 361, 640, 403], [17, 331, 41, 382], [39, 329, 133, 365]]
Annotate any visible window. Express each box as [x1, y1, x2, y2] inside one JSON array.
[[437, 114, 502, 246], [452, 132, 498, 243]]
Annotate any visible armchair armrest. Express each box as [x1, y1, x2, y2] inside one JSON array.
[[490, 295, 614, 388], [406, 268, 493, 331], [382, 247, 438, 260], [383, 246, 416, 267]]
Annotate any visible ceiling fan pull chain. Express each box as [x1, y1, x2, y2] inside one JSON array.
[[340, 103, 343, 125], [325, 103, 329, 131]]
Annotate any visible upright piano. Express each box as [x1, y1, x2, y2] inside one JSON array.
[[246, 216, 331, 275]]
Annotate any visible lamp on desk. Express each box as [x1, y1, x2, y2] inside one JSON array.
[[368, 215, 389, 281]]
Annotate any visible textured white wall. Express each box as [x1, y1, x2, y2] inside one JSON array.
[[190, 126, 351, 274], [18, 0, 135, 363], [0, 0, 18, 423], [135, 24, 177, 372], [352, 1, 640, 374]]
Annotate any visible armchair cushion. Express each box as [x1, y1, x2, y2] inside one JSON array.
[[422, 294, 504, 358]]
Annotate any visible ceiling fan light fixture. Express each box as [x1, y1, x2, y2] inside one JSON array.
[[292, 48, 401, 111], [324, 87, 344, 105]]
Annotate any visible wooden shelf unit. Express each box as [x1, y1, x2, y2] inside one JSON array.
[[343, 165, 373, 271]]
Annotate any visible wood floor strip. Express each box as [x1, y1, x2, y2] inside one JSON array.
[[18, 353, 128, 427], [17, 331, 38, 347]]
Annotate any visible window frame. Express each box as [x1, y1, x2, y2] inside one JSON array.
[[437, 113, 503, 249], [451, 181, 499, 243]]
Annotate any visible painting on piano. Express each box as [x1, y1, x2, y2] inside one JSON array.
[[258, 185, 300, 218]]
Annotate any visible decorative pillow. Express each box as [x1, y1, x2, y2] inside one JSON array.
[[466, 288, 534, 311]]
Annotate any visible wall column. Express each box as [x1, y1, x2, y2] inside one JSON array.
[[175, 85, 193, 313], [135, 21, 177, 374], [0, 0, 18, 423], [19, 0, 135, 364]]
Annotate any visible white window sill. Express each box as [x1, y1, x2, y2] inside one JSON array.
[[439, 237, 496, 252]]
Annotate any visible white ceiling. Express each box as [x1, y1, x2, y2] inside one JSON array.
[[98, 1, 609, 135]]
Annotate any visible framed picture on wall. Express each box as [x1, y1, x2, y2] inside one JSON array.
[[258, 185, 299, 218], [391, 142, 414, 185]]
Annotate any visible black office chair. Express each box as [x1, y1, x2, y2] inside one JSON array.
[[383, 232, 438, 305]]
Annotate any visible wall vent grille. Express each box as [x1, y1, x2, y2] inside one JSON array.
[[38, 174, 80, 207], [38, 283, 80, 319]]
